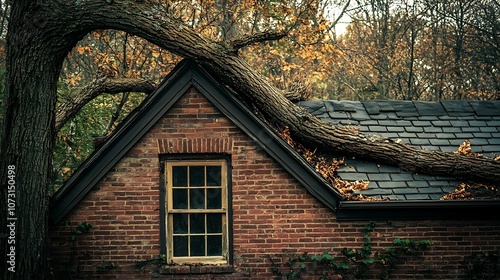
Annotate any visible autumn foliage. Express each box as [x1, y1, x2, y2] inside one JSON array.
[[441, 183, 500, 200]]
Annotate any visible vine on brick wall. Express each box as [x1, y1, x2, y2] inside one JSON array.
[[61, 221, 93, 276], [96, 262, 117, 271], [270, 222, 432, 280], [70, 221, 93, 242]]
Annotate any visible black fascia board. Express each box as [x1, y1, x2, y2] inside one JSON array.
[[50, 60, 196, 224], [50, 59, 343, 224], [337, 200, 500, 221]]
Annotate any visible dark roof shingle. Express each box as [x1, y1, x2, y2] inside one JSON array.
[[297, 100, 500, 201]]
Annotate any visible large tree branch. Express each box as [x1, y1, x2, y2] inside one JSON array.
[[56, 0, 500, 183], [55, 77, 155, 132]]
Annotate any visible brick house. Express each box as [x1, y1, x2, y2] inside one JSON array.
[[49, 59, 500, 279]]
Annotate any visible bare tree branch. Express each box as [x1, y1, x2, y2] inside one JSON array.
[[229, 31, 288, 50], [55, 77, 155, 132]]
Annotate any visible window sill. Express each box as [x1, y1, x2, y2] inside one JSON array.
[[159, 264, 234, 275]]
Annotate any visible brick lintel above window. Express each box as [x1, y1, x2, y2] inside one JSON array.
[[158, 138, 234, 154]]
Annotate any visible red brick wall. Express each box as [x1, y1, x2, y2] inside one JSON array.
[[49, 87, 500, 279]]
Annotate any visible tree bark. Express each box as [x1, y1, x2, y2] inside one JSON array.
[[0, 2, 87, 279], [0, 1, 499, 279]]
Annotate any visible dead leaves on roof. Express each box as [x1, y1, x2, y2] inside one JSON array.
[[333, 179, 372, 200], [281, 130, 500, 201], [454, 140, 481, 157], [447, 140, 500, 199], [279, 126, 295, 148], [315, 157, 344, 178], [279, 126, 374, 201], [315, 156, 371, 199], [454, 139, 500, 160], [441, 183, 500, 200]]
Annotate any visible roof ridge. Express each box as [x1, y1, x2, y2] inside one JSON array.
[[299, 99, 500, 117]]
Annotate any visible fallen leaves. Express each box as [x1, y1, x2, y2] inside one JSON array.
[[454, 140, 481, 157], [280, 126, 373, 201], [454, 140, 500, 160], [280, 133, 500, 201], [441, 183, 500, 200], [333, 178, 373, 201], [315, 157, 344, 178], [279, 126, 295, 148]]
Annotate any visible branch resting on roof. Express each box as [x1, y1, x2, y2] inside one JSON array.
[[55, 1, 500, 184], [55, 77, 156, 132]]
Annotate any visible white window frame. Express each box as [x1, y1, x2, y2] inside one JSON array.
[[165, 159, 229, 265]]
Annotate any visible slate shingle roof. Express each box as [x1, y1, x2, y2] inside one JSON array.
[[297, 100, 500, 201]]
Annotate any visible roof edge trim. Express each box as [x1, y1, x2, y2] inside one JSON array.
[[337, 200, 500, 221]]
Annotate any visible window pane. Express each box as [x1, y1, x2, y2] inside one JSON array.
[[173, 214, 188, 234], [190, 236, 206, 256], [190, 213, 205, 234], [206, 166, 221, 186], [190, 188, 205, 209], [173, 236, 188, 257], [206, 188, 222, 209], [172, 166, 187, 186], [189, 166, 205, 186], [207, 213, 222, 233], [172, 189, 188, 209], [207, 235, 222, 256]]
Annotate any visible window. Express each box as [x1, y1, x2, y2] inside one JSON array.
[[164, 159, 229, 265]]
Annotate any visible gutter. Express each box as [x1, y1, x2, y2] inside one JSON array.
[[336, 200, 500, 221]]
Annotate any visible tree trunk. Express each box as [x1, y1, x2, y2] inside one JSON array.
[[1, 1, 499, 279], [0, 2, 86, 279]]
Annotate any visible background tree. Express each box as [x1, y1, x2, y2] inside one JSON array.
[[53, 30, 180, 187], [331, 0, 499, 100]]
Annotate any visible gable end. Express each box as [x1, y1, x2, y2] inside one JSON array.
[[50, 59, 342, 224]]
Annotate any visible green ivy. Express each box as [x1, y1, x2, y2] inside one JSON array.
[[270, 222, 432, 280], [58, 221, 94, 277], [70, 221, 93, 242], [97, 262, 116, 271]]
